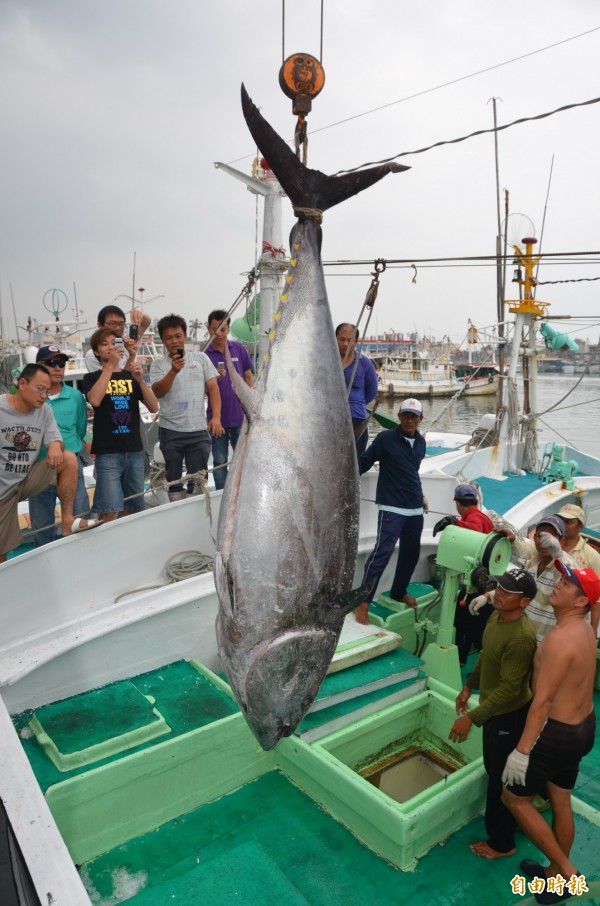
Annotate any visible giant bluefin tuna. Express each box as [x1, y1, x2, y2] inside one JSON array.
[[214, 85, 409, 750]]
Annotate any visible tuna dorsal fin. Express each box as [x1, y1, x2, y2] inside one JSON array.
[[241, 84, 410, 214]]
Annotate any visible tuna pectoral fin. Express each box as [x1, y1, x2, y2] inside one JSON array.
[[324, 582, 375, 623], [241, 84, 409, 214], [213, 551, 235, 616], [225, 342, 257, 420]]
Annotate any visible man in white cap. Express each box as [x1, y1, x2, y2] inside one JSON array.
[[355, 398, 426, 623], [502, 562, 600, 901]]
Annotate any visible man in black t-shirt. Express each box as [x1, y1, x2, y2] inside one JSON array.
[[83, 328, 158, 521]]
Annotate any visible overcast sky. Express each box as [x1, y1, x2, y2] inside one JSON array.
[[1, 0, 599, 348]]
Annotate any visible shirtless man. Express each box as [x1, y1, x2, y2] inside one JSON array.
[[501, 562, 600, 903]]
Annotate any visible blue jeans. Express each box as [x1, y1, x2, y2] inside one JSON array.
[[211, 425, 242, 490], [362, 510, 424, 602], [159, 427, 211, 495], [94, 451, 145, 514], [29, 454, 90, 546]]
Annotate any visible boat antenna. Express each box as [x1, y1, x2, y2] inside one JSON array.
[[132, 251, 137, 309], [73, 282, 80, 320], [534, 154, 554, 286], [9, 283, 22, 342], [488, 97, 507, 380]]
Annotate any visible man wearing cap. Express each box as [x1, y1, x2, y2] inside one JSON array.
[[502, 563, 600, 900], [557, 504, 600, 631], [433, 483, 494, 536], [355, 398, 426, 624], [449, 568, 537, 860], [0, 364, 80, 562], [503, 515, 569, 644], [28, 346, 96, 544], [433, 484, 495, 664], [336, 323, 379, 456]]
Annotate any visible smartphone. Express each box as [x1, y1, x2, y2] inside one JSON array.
[[129, 324, 139, 340], [217, 361, 225, 370], [176, 347, 185, 358]]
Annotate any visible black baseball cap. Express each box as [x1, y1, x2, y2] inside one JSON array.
[[496, 568, 537, 599]]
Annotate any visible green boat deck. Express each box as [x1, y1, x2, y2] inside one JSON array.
[[13, 653, 600, 904]]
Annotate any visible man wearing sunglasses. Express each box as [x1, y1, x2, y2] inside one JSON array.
[[0, 363, 80, 562], [28, 345, 97, 544]]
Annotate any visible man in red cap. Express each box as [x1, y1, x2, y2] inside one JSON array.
[[502, 563, 600, 903]]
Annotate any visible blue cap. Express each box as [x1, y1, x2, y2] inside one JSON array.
[[537, 515, 565, 537], [454, 483, 479, 503]]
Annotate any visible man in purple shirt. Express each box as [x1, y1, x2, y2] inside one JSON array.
[[204, 309, 254, 490], [336, 323, 379, 455]]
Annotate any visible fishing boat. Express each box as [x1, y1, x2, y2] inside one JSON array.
[[377, 349, 500, 398], [3, 223, 600, 906], [2, 84, 600, 906]]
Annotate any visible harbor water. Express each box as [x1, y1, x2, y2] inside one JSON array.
[[371, 374, 600, 458]]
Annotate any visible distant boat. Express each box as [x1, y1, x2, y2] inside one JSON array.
[[375, 350, 499, 398]]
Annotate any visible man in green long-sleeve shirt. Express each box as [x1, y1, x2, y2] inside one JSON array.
[[448, 568, 537, 860]]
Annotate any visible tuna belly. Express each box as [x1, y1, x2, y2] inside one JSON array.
[[222, 429, 357, 615]]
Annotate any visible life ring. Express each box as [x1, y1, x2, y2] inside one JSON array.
[[488, 375, 494, 384]]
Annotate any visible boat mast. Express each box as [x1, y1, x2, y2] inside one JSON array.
[[213, 160, 288, 359], [490, 98, 506, 378], [498, 236, 545, 473]]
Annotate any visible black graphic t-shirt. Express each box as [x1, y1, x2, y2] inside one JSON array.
[[83, 370, 144, 455]]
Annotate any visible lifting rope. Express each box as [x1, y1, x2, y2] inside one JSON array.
[[344, 260, 387, 396], [280, 1, 326, 163]]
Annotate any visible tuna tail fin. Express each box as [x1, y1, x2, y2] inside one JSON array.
[[241, 84, 409, 214]]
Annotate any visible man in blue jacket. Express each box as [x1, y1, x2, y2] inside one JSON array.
[[355, 398, 426, 623]]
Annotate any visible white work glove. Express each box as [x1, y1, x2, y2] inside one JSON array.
[[468, 594, 489, 616], [538, 531, 563, 560], [502, 748, 530, 786]]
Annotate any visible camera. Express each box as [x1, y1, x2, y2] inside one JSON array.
[[176, 348, 185, 358], [129, 324, 139, 340], [114, 337, 124, 347]]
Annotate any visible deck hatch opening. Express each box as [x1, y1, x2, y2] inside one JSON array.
[[358, 742, 463, 804]]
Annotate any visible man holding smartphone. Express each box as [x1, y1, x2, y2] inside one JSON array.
[[84, 305, 151, 373], [150, 314, 223, 501], [203, 309, 254, 490], [83, 328, 158, 521]]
